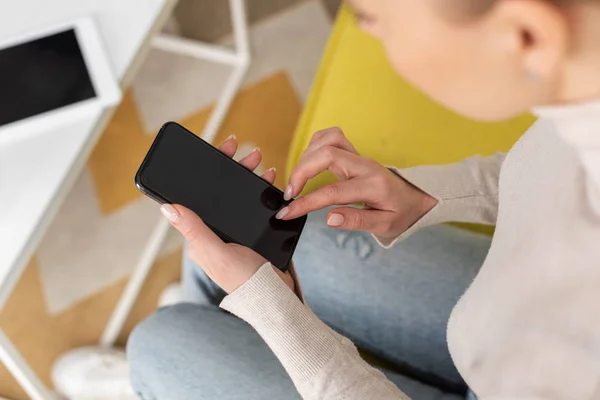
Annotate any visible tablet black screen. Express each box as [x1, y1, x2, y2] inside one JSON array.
[[0, 29, 96, 127]]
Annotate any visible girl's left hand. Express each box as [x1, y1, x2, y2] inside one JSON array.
[[159, 135, 295, 294]]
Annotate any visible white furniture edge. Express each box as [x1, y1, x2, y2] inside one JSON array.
[[0, 2, 177, 399], [100, 0, 251, 347], [1, 1, 251, 397], [0, 17, 121, 146]]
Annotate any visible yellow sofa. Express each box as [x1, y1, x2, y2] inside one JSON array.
[[286, 6, 535, 234]]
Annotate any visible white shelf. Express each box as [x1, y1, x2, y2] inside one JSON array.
[[0, 1, 174, 399], [0, 0, 172, 307]]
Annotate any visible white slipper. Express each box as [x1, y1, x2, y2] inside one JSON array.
[[157, 282, 183, 307], [52, 346, 136, 400]]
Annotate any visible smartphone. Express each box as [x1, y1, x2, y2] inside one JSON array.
[[135, 122, 306, 271]]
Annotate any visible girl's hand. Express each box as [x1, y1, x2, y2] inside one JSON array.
[[160, 135, 294, 294], [277, 127, 438, 240]]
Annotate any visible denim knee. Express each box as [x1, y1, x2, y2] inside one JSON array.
[[127, 304, 202, 397]]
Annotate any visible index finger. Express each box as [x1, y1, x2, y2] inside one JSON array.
[[280, 179, 371, 220], [302, 127, 358, 159], [218, 135, 238, 158], [287, 146, 368, 200]]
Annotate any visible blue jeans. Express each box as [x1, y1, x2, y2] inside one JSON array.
[[128, 209, 489, 399]]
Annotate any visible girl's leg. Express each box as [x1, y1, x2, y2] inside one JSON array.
[[178, 208, 490, 393], [128, 303, 464, 400], [292, 209, 490, 392]]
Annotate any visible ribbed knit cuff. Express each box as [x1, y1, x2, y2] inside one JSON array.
[[373, 200, 446, 249], [373, 166, 456, 248], [220, 263, 341, 382]]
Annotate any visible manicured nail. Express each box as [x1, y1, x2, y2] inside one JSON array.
[[276, 207, 290, 220], [226, 134, 237, 142], [284, 184, 293, 201], [327, 213, 345, 227], [160, 204, 180, 223], [265, 167, 276, 173], [251, 146, 261, 153]]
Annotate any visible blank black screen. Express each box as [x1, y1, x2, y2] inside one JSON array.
[[0, 29, 96, 126], [137, 122, 306, 270]]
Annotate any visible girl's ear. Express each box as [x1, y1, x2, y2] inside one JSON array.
[[492, 0, 568, 84]]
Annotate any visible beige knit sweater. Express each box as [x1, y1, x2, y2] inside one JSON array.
[[220, 100, 600, 399]]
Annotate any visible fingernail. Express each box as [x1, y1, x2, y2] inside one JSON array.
[[251, 146, 261, 153], [226, 134, 237, 141], [276, 207, 289, 220], [284, 184, 293, 201], [327, 213, 345, 227], [266, 167, 276, 173], [160, 204, 180, 223]]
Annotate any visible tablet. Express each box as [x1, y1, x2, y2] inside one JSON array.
[[0, 17, 121, 144]]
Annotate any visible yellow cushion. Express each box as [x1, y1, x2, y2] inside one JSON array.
[[286, 6, 535, 234]]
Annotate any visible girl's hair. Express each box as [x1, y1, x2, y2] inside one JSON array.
[[467, 0, 592, 13], [463, 0, 495, 15], [456, 0, 591, 17]]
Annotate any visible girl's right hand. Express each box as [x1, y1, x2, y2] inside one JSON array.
[[276, 127, 438, 240]]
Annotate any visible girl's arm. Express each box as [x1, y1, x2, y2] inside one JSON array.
[[280, 129, 505, 248], [376, 153, 505, 248]]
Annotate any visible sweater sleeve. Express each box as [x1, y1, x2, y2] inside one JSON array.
[[220, 263, 411, 400], [375, 153, 505, 248]]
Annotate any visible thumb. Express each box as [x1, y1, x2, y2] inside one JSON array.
[[325, 207, 393, 235], [160, 204, 223, 249]]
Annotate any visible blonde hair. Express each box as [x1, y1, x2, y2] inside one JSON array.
[[466, 0, 590, 14]]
